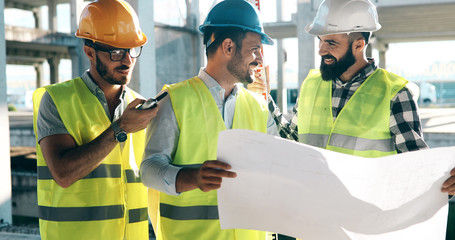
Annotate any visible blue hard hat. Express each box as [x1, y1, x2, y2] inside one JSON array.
[[199, 0, 274, 45]]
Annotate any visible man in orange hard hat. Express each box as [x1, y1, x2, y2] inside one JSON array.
[[32, 1, 157, 239]]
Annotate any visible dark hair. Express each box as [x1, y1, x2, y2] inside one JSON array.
[[348, 32, 371, 45], [203, 27, 247, 58], [83, 39, 95, 46]]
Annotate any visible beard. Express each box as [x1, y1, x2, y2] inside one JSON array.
[[320, 45, 356, 81], [95, 54, 131, 85], [227, 49, 255, 84]]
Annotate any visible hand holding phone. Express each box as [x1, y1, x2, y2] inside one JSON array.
[[137, 91, 168, 110]]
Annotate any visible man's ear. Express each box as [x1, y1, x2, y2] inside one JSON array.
[[83, 45, 96, 62], [353, 38, 366, 53], [221, 38, 236, 58]]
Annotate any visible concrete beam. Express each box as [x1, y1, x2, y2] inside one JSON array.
[[7, 41, 70, 61], [5, 25, 78, 46], [5, 0, 69, 10], [297, 1, 315, 93], [263, 21, 297, 40], [0, 0, 13, 225]]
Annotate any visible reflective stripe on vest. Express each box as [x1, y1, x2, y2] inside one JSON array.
[[160, 203, 219, 220], [38, 205, 147, 223], [155, 77, 268, 240], [37, 165, 141, 183], [37, 164, 121, 180], [299, 133, 395, 152], [298, 69, 407, 158], [32, 77, 148, 240]]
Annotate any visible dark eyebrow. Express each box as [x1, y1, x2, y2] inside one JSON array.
[[247, 43, 262, 50], [317, 36, 339, 45]]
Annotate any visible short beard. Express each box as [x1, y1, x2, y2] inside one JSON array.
[[95, 54, 130, 85], [320, 45, 356, 81], [227, 49, 254, 84]]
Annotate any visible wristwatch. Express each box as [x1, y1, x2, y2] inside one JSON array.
[[111, 121, 127, 143]]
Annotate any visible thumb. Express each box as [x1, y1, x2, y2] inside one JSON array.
[[127, 98, 145, 109]]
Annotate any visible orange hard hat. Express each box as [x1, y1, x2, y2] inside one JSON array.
[[75, 0, 147, 48]]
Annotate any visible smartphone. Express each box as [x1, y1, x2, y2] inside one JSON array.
[[137, 91, 168, 110]]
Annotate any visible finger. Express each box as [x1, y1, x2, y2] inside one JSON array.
[[199, 183, 222, 192], [200, 167, 236, 178], [201, 176, 223, 185], [252, 79, 267, 86], [443, 176, 455, 189], [451, 167, 455, 175], [127, 98, 146, 109], [443, 185, 455, 195], [248, 86, 265, 93], [442, 176, 455, 193], [203, 160, 232, 170], [248, 82, 267, 92]]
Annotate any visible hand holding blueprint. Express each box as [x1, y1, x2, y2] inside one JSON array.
[[217, 129, 455, 240]]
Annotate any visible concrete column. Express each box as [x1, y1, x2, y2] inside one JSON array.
[[188, 0, 203, 76], [297, 0, 315, 94], [48, 57, 61, 84], [130, 0, 157, 96], [277, 39, 287, 113], [70, 0, 88, 78], [374, 41, 388, 69], [35, 63, 44, 88], [70, 43, 89, 79], [0, 0, 13, 225], [32, 7, 43, 30], [48, 0, 58, 32], [365, 44, 373, 59], [276, 0, 287, 112], [70, 0, 83, 34], [379, 50, 387, 69]]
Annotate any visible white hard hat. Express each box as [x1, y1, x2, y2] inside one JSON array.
[[305, 0, 381, 36]]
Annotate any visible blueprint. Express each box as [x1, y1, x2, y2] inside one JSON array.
[[217, 129, 455, 240]]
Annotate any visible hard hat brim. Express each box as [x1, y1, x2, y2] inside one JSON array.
[[199, 24, 274, 45], [305, 22, 381, 36]]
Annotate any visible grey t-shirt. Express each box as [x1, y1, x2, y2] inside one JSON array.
[[36, 71, 127, 143]]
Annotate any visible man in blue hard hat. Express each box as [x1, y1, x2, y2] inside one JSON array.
[[140, 0, 278, 239]]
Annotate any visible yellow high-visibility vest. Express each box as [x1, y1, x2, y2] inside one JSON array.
[[298, 69, 408, 157], [153, 77, 268, 240], [33, 77, 148, 240]]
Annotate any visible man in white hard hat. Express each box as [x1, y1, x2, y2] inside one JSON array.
[[250, 0, 455, 223], [252, 0, 429, 156]]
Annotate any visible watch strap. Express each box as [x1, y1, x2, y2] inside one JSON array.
[[111, 121, 127, 142]]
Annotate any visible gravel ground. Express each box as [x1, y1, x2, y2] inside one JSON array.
[[0, 224, 40, 235]]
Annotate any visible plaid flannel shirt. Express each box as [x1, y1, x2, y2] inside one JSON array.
[[269, 61, 428, 153]]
